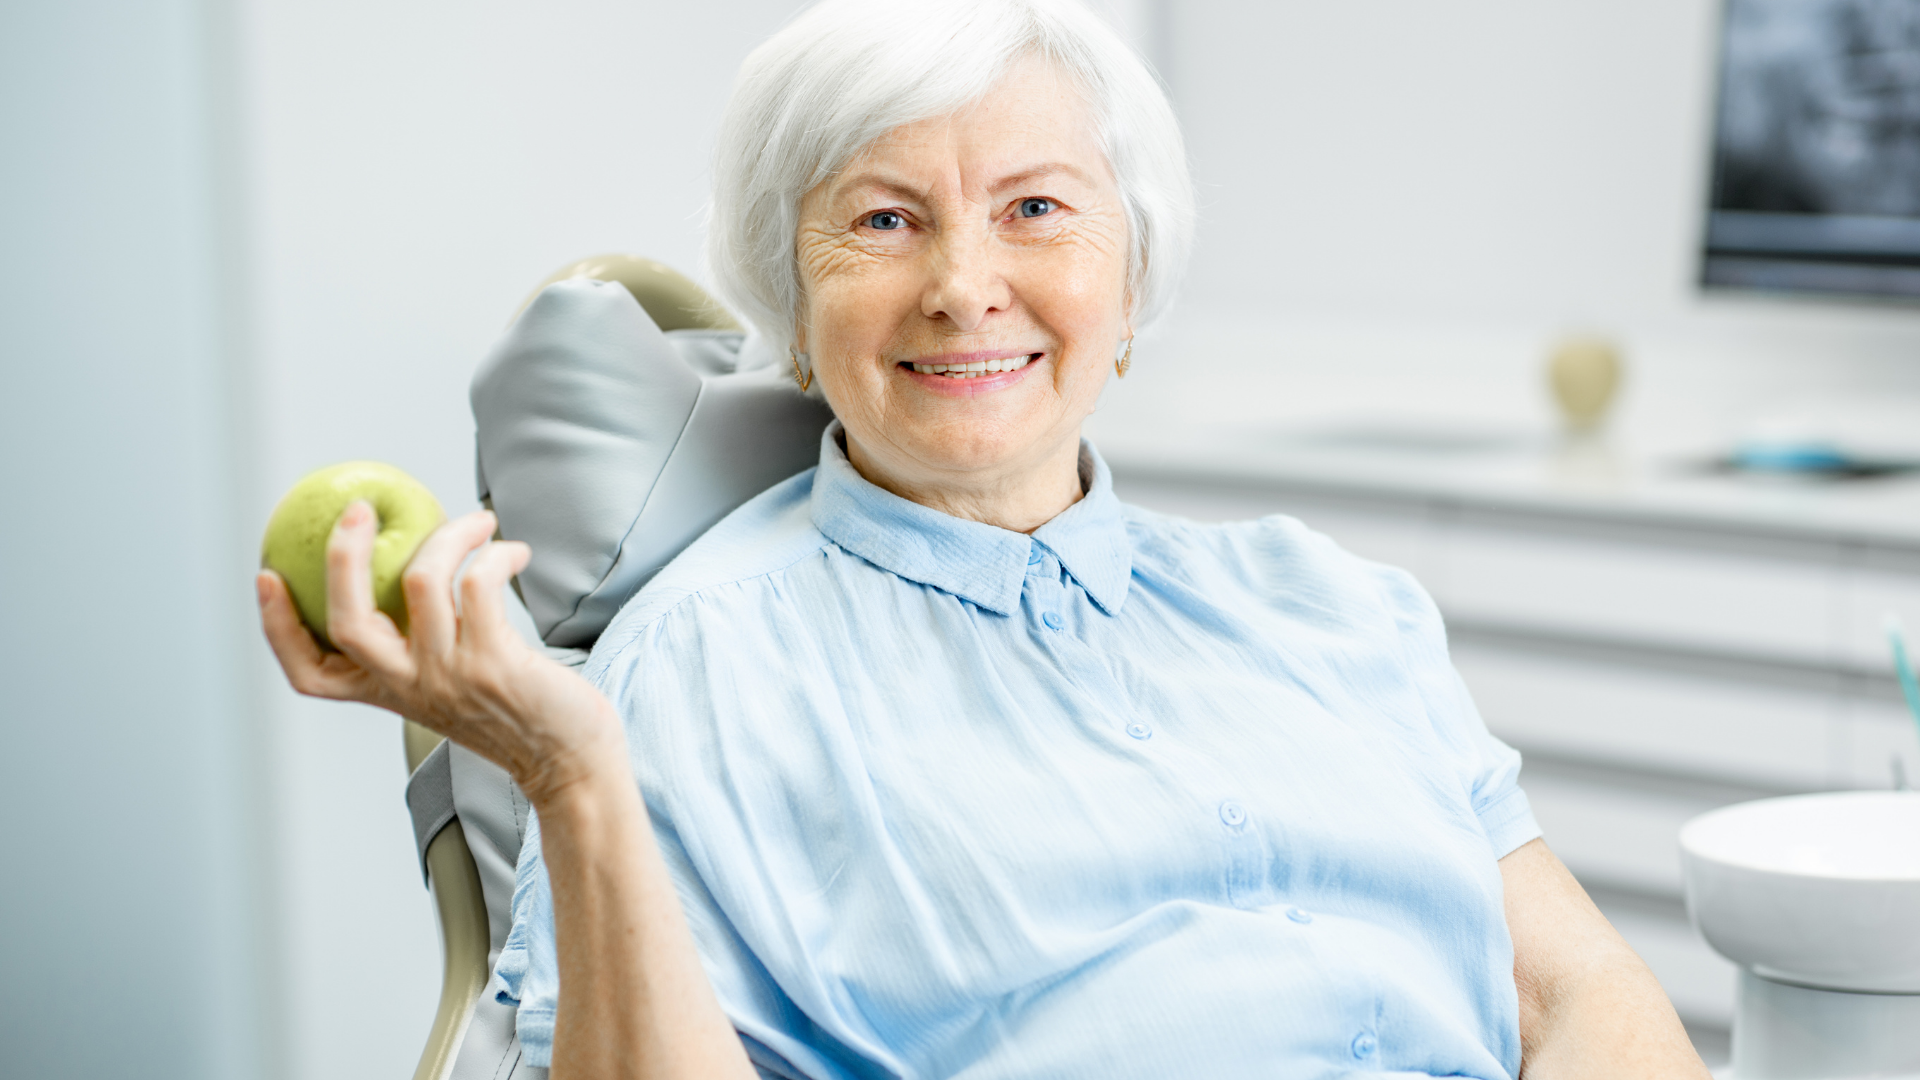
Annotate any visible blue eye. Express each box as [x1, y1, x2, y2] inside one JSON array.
[[867, 211, 905, 231], [1018, 197, 1054, 218]]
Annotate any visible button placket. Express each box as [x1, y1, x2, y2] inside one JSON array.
[[1026, 552, 1074, 639], [1020, 554, 1270, 907], [1024, 553, 1058, 613], [1214, 795, 1270, 907]]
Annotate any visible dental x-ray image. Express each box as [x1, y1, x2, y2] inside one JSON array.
[[1703, 0, 1920, 299]]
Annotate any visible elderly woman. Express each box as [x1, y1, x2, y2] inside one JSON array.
[[259, 1, 1711, 1077]]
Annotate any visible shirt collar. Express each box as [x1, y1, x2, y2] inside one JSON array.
[[810, 421, 1131, 617]]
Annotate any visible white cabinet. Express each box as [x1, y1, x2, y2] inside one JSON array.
[[1837, 693, 1920, 789], [1436, 516, 1840, 666], [1839, 548, 1920, 673], [1111, 469, 1920, 1033], [1448, 641, 1838, 791]]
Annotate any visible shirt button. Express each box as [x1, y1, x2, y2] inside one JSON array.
[[1042, 612, 1064, 630], [1218, 800, 1247, 827], [1126, 722, 1152, 740], [1027, 546, 1043, 565], [1286, 906, 1312, 924], [1350, 1032, 1377, 1059]]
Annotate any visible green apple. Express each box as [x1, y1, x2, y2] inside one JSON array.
[[261, 461, 446, 649]]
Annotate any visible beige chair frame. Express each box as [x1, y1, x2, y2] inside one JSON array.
[[407, 720, 491, 1080]]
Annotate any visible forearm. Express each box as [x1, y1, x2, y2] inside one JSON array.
[[1515, 940, 1707, 1079], [1502, 839, 1708, 1079], [537, 733, 756, 1080]]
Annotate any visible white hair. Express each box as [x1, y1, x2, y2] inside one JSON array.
[[706, 0, 1195, 347]]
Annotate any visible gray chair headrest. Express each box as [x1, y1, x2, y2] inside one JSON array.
[[471, 278, 833, 649]]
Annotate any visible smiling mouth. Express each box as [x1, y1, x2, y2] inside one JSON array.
[[899, 353, 1041, 379]]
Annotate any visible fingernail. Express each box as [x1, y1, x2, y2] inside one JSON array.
[[341, 501, 370, 528]]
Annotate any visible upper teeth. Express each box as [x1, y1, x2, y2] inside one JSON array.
[[913, 356, 1033, 377]]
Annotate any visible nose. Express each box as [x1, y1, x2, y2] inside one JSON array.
[[921, 226, 1011, 333]]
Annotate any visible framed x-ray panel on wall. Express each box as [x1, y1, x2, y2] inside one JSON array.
[[1703, 0, 1920, 300]]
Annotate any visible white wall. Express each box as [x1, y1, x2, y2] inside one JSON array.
[[1118, 0, 1920, 451], [0, 2, 267, 1077]]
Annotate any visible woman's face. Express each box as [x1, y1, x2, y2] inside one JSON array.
[[795, 57, 1130, 509]]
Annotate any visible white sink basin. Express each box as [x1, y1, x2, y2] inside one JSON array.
[[1680, 791, 1920, 993]]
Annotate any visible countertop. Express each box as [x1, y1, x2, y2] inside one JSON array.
[[1087, 417, 1920, 551]]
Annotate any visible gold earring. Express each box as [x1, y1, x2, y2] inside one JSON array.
[[790, 347, 813, 392], [1115, 338, 1133, 378]]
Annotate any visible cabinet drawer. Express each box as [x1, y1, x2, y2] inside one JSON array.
[[1838, 548, 1920, 674], [1438, 515, 1838, 663], [1835, 693, 1920, 790], [1109, 476, 1293, 524], [1453, 641, 1837, 789]]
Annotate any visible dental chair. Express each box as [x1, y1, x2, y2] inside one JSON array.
[[401, 255, 834, 1080]]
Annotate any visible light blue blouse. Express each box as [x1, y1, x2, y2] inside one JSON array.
[[496, 423, 1540, 1079]]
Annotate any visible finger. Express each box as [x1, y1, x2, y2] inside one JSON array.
[[325, 500, 413, 680], [456, 540, 533, 651], [402, 511, 499, 660], [258, 570, 365, 700]]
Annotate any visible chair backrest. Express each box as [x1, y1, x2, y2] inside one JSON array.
[[472, 257, 833, 648], [405, 255, 832, 1080]]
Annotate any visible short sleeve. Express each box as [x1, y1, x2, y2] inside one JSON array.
[[1370, 562, 1542, 859]]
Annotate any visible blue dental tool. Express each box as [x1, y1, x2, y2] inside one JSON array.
[[1887, 616, 1920, 744]]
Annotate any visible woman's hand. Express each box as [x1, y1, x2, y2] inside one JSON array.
[[256, 501, 624, 807], [261, 502, 754, 1079]]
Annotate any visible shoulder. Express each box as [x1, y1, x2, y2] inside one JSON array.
[[584, 469, 831, 679], [1121, 501, 1437, 626], [1120, 500, 1390, 585]]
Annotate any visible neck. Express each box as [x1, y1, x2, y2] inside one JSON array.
[[843, 429, 1086, 534]]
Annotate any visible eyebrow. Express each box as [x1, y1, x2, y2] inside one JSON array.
[[829, 161, 1100, 207], [831, 172, 929, 207], [988, 162, 1099, 194]]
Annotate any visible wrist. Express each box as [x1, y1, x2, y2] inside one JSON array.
[[517, 700, 633, 813], [534, 765, 636, 830]]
